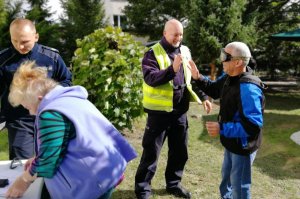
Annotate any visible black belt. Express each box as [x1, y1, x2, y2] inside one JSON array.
[[173, 84, 187, 89]]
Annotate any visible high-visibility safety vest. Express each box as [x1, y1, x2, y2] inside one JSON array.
[[143, 43, 202, 112]]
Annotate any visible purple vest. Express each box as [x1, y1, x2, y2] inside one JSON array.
[[35, 86, 137, 199]]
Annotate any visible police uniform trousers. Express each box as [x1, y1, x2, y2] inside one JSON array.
[[135, 112, 188, 193], [7, 120, 34, 160]]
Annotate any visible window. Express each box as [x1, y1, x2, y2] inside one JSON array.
[[113, 15, 128, 30]]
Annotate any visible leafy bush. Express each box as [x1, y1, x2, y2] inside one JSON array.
[[72, 26, 146, 130]]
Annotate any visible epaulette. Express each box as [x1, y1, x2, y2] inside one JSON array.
[[0, 48, 15, 67], [40, 45, 59, 53], [0, 48, 11, 56], [38, 45, 59, 60]]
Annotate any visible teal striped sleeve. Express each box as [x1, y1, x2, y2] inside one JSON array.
[[29, 110, 76, 178]]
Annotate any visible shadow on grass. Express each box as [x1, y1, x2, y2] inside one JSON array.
[[265, 93, 300, 111], [111, 189, 135, 199], [111, 189, 169, 199], [199, 112, 300, 180], [197, 114, 223, 150], [255, 112, 300, 180], [255, 151, 300, 180]]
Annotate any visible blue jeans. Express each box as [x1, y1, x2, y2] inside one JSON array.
[[219, 149, 257, 199]]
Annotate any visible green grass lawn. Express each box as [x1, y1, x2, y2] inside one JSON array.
[[0, 130, 8, 160], [0, 92, 299, 199], [112, 92, 300, 199]]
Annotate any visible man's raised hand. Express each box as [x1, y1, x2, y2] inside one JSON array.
[[188, 60, 201, 80], [173, 54, 182, 73]]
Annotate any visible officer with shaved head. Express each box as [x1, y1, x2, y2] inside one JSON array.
[[134, 19, 212, 199], [0, 18, 72, 160]]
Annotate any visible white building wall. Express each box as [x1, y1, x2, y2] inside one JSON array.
[[103, 0, 129, 27]]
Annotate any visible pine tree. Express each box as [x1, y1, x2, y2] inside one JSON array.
[[25, 0, 64, 55], [0, 0, 6, 28], [124, 0, 186, 40], [184, 0, 257, 79], [59, 0, 106, 64], [0, 0, 23, 50], [0, 0, 7, 49], [244, 0, 300, 77]]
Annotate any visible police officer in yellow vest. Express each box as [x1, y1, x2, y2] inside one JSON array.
[[135, 19, 212, 199]]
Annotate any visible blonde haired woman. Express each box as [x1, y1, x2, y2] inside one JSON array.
[[7, 61, 137, 199]]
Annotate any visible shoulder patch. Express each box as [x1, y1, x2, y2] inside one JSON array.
[[38, 45, 59, 60], [40, 45, 59, 53]]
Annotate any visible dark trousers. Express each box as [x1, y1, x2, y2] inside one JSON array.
[[7, 125, 34, 160], [135, 113, 188, 195]]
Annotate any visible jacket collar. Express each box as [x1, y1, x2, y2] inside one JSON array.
[[242, 66, 253, 76], [11, 43, 38, 57], [159, 37, 181, 53]]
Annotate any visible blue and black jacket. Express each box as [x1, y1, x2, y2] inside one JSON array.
[[193, 67, 265, 155], [0, 43, 72, 127]]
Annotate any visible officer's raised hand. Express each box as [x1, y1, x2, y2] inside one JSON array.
[[173, 54, 182, 73]]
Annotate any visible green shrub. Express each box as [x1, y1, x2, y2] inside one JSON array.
[[72, 26, 146, 130]]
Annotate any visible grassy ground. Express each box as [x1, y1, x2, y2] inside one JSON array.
[[0, 92, 299, 199], [112, 92, 300, 199], [0, 130, 8, 159]]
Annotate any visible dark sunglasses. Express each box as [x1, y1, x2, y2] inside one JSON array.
[[220, 48, 233, 62], [220, 48, 249, 62], [10, 157, 23, 169]]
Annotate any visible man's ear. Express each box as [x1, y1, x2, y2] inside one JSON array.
[[35, 33, 39, 42], [234, 59, 243, 68]]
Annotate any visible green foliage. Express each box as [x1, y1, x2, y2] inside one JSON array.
[[26, 0, 53, 21], [0, 0, 23, 49], [0, 0, 6, 28], [25, 0, 65, 54], [0, 0, 7, 49], [72, 26, 146, 130], [124, 0, 186, 40], [60, 0, 107, 64], [0, 130, 8, 160], [184, 0, 257, 65], [244, 1, 300, 77], [124, 0, 300, 77], [0, 0, 64, 54]]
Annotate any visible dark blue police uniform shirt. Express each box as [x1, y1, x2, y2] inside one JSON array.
[[0, 43, 72, 128]]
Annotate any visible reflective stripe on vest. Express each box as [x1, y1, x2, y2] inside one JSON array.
[[142, 43, 201, 112], [180, 46, 202, 104], [143, 43, 173, 112]]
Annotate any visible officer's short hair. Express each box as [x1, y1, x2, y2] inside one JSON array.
[[10, 18, 36, 33]]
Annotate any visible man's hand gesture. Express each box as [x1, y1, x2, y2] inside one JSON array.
[[173, 54, 182, 73], [188, 60, 201, 80]]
